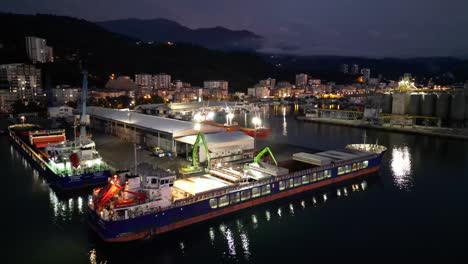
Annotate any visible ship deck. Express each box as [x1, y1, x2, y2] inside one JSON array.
[[278, 160, 317, 173], [173, 174, 233, 198]]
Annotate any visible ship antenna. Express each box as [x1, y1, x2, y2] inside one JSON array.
[[134, 142, 138, 176]]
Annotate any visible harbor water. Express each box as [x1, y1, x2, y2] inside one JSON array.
[[5, 105, 468, 263]]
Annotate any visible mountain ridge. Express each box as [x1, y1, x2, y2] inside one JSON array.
[[97, 18, 263, 51]]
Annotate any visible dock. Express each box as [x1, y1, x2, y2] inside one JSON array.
[[296, 116, 468, 140]]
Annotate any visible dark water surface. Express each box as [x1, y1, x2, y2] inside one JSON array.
[[6, 106, 468, 263]]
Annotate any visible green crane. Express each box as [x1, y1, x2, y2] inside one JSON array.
[[192, 132, 210, 167], [181, 132, 210, 173], [253, 147, 278, 166]]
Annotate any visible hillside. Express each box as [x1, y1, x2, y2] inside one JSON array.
[[0, 13, 276, 92], [98, 18, 263, 52]]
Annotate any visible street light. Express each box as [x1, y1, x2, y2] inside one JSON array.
[[227, 112, 234, 125], [252, 116, 261, 149], [20, 116, 25, 126]]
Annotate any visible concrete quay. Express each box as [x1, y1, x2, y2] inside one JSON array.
[[296, 116, 468, 140]]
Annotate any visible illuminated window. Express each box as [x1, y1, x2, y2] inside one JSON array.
[[345, 165, 351, 173], [324, 170, 331, 178], [338, 167, 344, 175], [279, 181, 285, 190], [352, 163, 358, 171], [289, 179, 294, 188], [261, 184, 271, 195], [294, 177, 302, 187], [209, 198, 218, 209], [241, 190, 251, 201], [317, 171, 324, 180], [218, 195, 229, 207], [362, 160, 369, 168], [230, 192, 240, 204], [311, 173, 317, 182], [252, 187, 260, 198], [302, 175, 309, 184]]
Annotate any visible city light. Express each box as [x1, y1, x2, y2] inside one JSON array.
[[206, 111, 215, 120], [252, 116, 261, 127]]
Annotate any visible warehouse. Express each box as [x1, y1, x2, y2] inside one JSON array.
[[175, 131, 255, 164], [87, 106, 224, 155]]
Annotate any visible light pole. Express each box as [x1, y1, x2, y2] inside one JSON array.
[[252, 116, 261, 150]]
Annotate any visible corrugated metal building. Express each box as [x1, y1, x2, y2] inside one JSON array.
[[87, 107, 224, 154]]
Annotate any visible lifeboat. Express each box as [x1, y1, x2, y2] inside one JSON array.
[[114, 198, 138, 208]]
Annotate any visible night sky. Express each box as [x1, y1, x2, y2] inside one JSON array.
[[2, 0, 468, 58]]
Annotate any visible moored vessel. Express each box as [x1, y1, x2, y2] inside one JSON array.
[[8, 71, 111, 191], [87, 143, 386, 242]]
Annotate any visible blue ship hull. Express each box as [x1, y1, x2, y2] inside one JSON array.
[[9, 129, 111, 191], [88, 152, 385, 242]]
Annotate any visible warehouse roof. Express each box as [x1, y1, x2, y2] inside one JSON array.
[[175, 131, 253, 145], [87, 107, 223, 137]]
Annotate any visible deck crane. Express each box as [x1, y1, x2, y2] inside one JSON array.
[[94, 176, 146, 211]]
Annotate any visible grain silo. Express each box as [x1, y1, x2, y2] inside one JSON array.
[[408, 93, 422, 116], [421, 93, 437, 117], [450, 91, 465, 121], [382, 93, 393, 114], [392, 92, 409, 115], [436, 93, 451, 120]]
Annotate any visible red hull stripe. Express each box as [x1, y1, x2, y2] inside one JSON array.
[[104, 166, 379, 242]]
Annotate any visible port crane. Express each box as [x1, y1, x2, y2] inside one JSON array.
[[253, 147, 278, 166], [180, 132, 211, 173]]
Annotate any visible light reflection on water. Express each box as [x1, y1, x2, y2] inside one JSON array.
[[390, 146, 413, 190], [199, 179, 374, 262]]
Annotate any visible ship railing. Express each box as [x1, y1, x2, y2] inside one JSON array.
[[100, 153, 380, 222], [168, 153, 379, 209]]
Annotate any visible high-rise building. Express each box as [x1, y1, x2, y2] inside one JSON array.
[[295, 73, 308, 87], [351, 64, 359, 75], [361, 68, 371, 82], [248, 85, 270, 98], [51, 86, 81, 105], [135, 74, 153, 88], [0, 63, 43, 111], [153, 73, 171, 89], [204, 80, 229, 98], [341, 64, 349, 74], [259, 78, 276, 88], [25, 36, 54, 63]]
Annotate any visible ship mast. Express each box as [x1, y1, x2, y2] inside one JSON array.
[[79, 70, 88, 143]]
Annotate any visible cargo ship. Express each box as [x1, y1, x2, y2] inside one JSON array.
[[8, 124, 110, 190], [87, 143, 386, 242], [8, 71, 111, 191]]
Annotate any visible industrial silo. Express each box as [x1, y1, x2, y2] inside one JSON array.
[[392, 92, 409, 115], [408, 93, 422, 116], [421, 93, 437, 117], [436, 93, 451, 120], [450, 91, 466, 121], [465, 94, 468, 124], [382, 93, 392, 114]]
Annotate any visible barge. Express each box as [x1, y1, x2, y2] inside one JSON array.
[[88, 143, 386, 242]]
